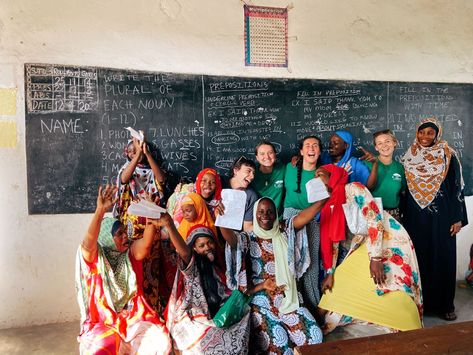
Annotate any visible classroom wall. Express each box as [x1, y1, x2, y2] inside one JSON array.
[[0, 0, 472, 329]]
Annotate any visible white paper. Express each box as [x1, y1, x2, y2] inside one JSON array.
[[305, 177, 330, 203], [127, 200, 166, 219], [215, 189, 247, 230], [125, 126, 144, 141]]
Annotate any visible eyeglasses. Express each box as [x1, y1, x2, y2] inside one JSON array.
[[235, 155, 248, 164]]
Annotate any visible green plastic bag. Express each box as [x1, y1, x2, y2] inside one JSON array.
[[212, 290, 251, 328]]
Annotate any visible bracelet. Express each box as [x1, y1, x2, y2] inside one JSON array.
[[371, 256, 383, 261], [326, 267, 335, 275]]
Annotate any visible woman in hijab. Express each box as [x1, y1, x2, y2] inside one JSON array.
[[221, 197, 325, 354], [150, 215, 250, 354], [402, 117, 468, 321], [167, 168, 223, 225], [113, 137, 165, 239], [322, 130, 372, 186], [318, 182, 423, 334], [160, 169, 223, 314], [76, 185, 171, 355]]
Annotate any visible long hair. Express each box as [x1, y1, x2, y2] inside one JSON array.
[[295, 135, 322, 193], [195, 253, 222, 318]]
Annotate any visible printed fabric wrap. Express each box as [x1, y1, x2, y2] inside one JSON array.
[[402, 117, 464, 209]]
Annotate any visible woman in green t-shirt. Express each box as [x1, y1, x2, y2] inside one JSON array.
[[362, 129, 406, 221], [283, 135, 326, 316], [251, 140, 286, 218]]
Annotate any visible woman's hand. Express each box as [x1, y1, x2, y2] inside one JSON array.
[[215, 200, 225, 217], [450, 221, 462, 236], [147, 212, 173, 229], [96, 184, 117, 212], [359, 147, 378, 163], [261, 278, 278, 292], [321, 274, 334, 294], [291, 155, 300, 167], [370, 258, 386, 286]]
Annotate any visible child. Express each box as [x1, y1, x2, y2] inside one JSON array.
[[113, 135, 165, 239]]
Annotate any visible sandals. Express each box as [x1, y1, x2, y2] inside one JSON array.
[[440, 311, 457, 321]]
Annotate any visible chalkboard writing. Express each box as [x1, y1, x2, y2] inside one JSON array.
[[25, 64, 473, 214]]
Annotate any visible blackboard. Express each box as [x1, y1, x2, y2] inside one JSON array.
[[25, 63, 473, 214]]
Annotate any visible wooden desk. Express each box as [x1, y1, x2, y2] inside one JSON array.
[[295, 321, 473, 354]]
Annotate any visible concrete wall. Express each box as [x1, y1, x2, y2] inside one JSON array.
[[0, 0, 472, 329]]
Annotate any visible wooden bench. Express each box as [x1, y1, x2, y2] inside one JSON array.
[[295, 321, 473, 354]]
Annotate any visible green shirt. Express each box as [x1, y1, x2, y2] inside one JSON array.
[[283, 162, 315, 210], [252, 162, 286, 217], [365, 160, 406, 209]]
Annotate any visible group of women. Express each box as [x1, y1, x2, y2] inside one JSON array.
[[75, 116, 467, 354]]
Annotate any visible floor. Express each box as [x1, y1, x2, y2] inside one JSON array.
[[1, 283, 472, 355]]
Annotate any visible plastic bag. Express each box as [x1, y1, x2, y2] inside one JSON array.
[[212, 290, 251, 328]]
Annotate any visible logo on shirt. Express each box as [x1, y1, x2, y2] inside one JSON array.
[[392, 173, 402, 182], [274, 180, 284, 188]]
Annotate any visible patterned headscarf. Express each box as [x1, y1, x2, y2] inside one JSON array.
[[253, 197, 299, 314], [186, 225, 216, 247], [178, 193, 218, 240], [402, 117, 463, 209]]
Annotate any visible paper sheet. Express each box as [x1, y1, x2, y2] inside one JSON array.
[[215, 189, 247, 230], [125, 126, 144, 141], [127, 199, 167, 219], [306, 177, 330, 203]]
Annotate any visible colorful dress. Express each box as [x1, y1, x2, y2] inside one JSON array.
[[227, 204, 322, 354], [319, 183, 423, 333], [75, 218, 171, 355], [166, 255, 250, 354], [402, 117, 468, 315], [113, 157, 164, 315]]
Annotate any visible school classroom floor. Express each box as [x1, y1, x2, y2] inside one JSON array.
[[0, 282, 472, 354]]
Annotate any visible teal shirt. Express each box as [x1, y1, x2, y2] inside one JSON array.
[[252, 162, 286, 217], [283, 163, 315, 210], [365, 160, 406, 209]]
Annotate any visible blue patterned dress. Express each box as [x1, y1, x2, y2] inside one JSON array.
[[227, 218, 323, 354]]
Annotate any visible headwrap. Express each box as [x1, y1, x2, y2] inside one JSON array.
[[417, 121, 439, 135], [186, 225, 215, 246], [319, 164, 348, 270], [253, 198, 299, 314], [402, 117, 464, 209], [334, 130, 354, 166], [195, 168, 222, 205], [178, 192, 218, 240]]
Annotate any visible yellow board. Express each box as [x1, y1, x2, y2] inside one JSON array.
[[319, 243, 422, 331], [0, 88, 17, 115], [0, 121, 17, 148]]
